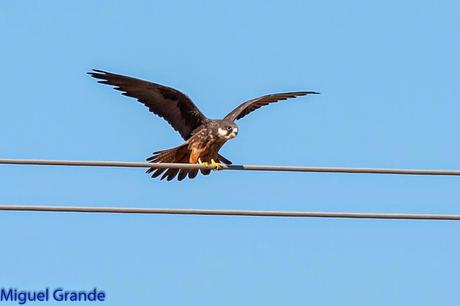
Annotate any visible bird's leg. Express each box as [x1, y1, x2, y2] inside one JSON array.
[[210, 159, 223, 170], [197, 158, 208, 167]]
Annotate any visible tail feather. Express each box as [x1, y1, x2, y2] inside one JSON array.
[[146, 144, 194, 181], [177, 169, 189, 181], [200, 168, 211, 175], [188, 169, 199, 179], [150, 168, 167, 178], [161, 168, 180, 181], [146, 145, 232, 181]]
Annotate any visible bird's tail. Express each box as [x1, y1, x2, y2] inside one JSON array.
[[146, 144, 198, 181], [146, 145, 232, 181]]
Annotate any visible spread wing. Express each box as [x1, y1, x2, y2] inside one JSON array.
[[89, 69, 208, 140], [224, 91, 319, 122]]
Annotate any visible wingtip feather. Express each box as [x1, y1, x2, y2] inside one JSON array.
[[298, 91, 320, 95], [91, 69, 107, 74], [88, 69, 110, 79]]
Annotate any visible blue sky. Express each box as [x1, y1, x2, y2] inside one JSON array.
[[1, 0, 459, 305]]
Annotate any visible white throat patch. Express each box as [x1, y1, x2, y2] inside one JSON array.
[[218, 128, 227, 137]]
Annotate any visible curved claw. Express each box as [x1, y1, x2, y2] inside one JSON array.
[[210, 159, 223, 170], [197, 158, 209, 167]]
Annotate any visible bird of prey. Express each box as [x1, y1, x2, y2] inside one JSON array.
[[89, 69, 319, 181]]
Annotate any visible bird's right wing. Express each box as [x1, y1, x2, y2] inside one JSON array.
[[89, 69, 208, 140], [224, 91, 319, 122]]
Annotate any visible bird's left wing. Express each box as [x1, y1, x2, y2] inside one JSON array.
[[224, 91, 319, 122], [89, 69, 208, 140]]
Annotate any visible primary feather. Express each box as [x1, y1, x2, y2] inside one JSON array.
[[224, 91, 319, 121], [88, 69, 207, 140]]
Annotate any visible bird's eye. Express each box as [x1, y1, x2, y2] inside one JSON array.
[[227, 126, 232, 130]]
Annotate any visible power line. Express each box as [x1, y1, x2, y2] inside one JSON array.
[[0, 205, 458, 220], [1, 158, 460, 176]]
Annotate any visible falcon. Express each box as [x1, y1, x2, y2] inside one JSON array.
[[89, 70, 319, 181]]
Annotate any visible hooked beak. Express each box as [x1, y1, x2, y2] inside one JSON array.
[[230, 128, 238, 138]]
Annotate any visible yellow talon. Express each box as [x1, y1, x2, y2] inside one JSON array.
[[210, 159, 223, 170], [198, 158, 208, 167]]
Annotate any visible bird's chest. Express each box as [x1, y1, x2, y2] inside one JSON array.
[[188, 129, 225, 151]]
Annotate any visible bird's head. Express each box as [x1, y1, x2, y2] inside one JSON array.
[[217, 120, 238, 140]]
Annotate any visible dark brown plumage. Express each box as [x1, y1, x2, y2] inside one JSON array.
[[224, 92, 314, 121], [89, 69, 206, 140], [89, 69, 319, 181]]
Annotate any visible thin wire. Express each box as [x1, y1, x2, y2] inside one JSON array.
[[1, 158, 460, 176], [0, 205, 458, 220]]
